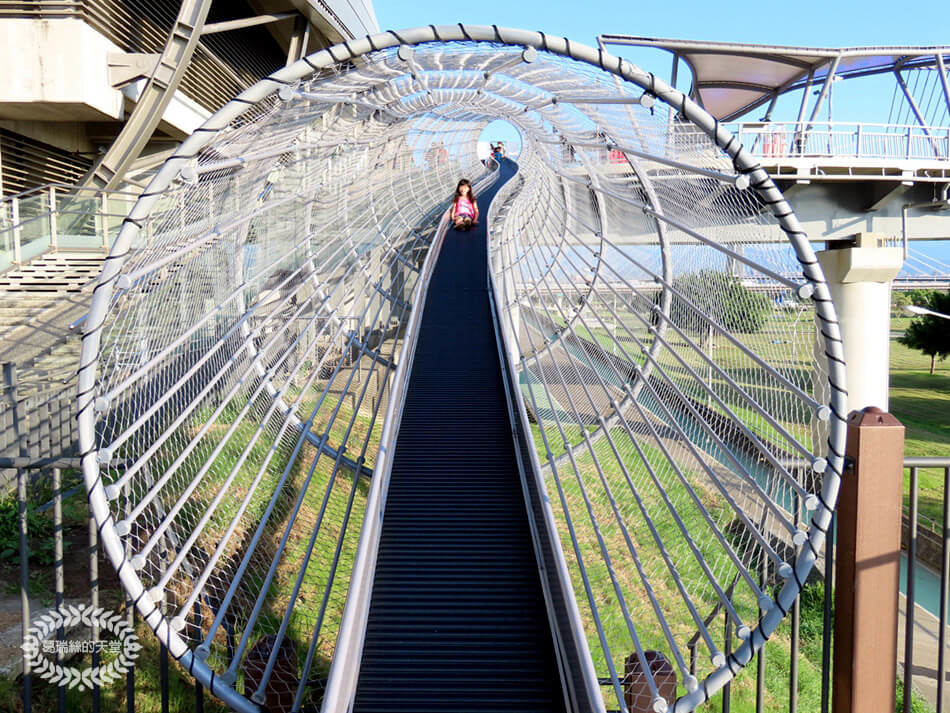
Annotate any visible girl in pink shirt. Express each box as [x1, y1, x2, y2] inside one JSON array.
[[451, 179, 479, 231]]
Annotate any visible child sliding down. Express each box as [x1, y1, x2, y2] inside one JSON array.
[[451, 178, 479, 231]]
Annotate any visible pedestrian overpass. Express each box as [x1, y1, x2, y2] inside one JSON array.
[[78, 25, 855, 713]]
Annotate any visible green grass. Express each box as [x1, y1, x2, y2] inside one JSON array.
[[889, 317, 950, 526], [526, 417, 828, 712], [2, 371, 383, 711], [180, 390, 376, 687]]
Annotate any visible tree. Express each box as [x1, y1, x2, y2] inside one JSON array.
[[891, 290, 911, 318], [898, 291, 950, 374], [666, 270, 772, 335]]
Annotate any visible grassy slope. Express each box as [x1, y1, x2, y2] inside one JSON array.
[[528, 421, 826, 713]]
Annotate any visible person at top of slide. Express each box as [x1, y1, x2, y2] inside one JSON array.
[[451, 178, 479, 231]]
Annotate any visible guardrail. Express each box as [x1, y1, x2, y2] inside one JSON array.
[[903, 456, 950, 713], [725, 122, 950, 162], [0, 184, 141, 272]]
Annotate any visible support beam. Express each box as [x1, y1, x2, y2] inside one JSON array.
[[863, 182, 908, 213], [668, 53, 679, 127], [108, 52, 163, 88], [286, 14, 309, 67], [816, 233, 903, 413], [201, 12, 297, 35], [793, 70, 815, 154], [78, 0, 214, 190], [761, 91, 779, 122], [936, 54, 950, 119], [807, 58, 840, 128], [894, 69, 943, 156]]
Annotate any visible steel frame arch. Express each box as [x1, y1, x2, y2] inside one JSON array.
[[78, 24, 848, 713]]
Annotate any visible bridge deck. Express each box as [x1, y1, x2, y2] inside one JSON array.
[[352, 161, 567, 712]]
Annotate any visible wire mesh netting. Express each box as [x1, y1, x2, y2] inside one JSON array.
[[78, 26, 846, 713]]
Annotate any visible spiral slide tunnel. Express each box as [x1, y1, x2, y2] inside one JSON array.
[[78, 25, 848, 713]]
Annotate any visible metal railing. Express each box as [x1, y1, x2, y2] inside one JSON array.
[[688, 454, 949, 713], [0, 184, 140, 272], [9, 376, 946, 713], [903, 456, 950, 713], [726, 122, 950, 162], [0, 232, 944, 713]]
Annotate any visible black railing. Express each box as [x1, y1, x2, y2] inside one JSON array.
[[4, 377, 948, 713]]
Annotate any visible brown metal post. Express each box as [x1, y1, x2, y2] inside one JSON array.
[[832, 406, 905, 713], [624, 650, 677, 713]]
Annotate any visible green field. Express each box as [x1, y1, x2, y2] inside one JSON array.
[[890, 316, 950, 526]]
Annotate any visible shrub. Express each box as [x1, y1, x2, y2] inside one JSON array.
[[0, 495, 57, 566]]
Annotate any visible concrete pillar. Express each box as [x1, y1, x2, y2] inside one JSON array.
[[816, 233, 903, 413]]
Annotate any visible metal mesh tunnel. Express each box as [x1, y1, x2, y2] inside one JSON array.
[[77, 25, 848, 713]]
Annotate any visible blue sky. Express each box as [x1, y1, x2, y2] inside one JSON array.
[[375, 0, 949, 148], [374, 0, 949, 52]]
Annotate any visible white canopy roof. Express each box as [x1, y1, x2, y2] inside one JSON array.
[[600, 36, 950, 120]]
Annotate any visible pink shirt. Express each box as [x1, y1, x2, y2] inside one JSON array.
[[455, 196, 475, 218]]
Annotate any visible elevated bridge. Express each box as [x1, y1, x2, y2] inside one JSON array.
[[599, 36, 950, 273]]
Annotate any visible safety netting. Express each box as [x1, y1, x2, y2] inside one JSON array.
[[78, 26, 847, 713]]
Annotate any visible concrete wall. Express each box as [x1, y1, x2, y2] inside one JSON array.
[[0, 17, 211, 162], [0, 18, 125, 122]]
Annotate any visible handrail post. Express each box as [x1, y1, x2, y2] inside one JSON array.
[[49, 186, 57, 251], [937, 465, 950, 713], [12, 196, 21, 264], [903, 466, 918, 713], [4, 363, 31, 712], [855, 124, 862, 159], [906, 127, 912, 160], [100, 193, 109, 248], [832, 406, 905, 713]]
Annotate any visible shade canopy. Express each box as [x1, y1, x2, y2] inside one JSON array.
[[601, 35, 950, 120]]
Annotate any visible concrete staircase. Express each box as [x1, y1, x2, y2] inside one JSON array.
[[0, 251, 104, 395]]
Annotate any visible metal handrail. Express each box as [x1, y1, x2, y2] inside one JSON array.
[[486, 162, 607, 713], [902, 457, 950, 533], [722, 121, 950, 161], [904, 456, 950, 468], [0, 182, 141, 206], [901, 455, 950, 713], [0, 183, 143, 270], [731, 121, 950, 132]]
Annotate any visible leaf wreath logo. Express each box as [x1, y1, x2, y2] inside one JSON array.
[[21, 603, 142, 691]]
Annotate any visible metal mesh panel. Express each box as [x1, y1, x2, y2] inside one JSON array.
[[491, 134, 832, 710], [78, 27, 847, 713]]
